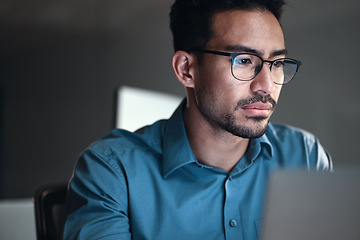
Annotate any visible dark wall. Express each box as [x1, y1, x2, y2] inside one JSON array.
[[1, 0, 359, 199]]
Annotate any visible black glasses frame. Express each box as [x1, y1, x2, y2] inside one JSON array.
[[192, 49, 302, 85]]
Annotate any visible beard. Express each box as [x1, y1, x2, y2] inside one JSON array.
[[197, 94, 276, 139], [222, 113, 269, 138]]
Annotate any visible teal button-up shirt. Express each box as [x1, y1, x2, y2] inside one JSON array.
[[63, 100, 332, 240]]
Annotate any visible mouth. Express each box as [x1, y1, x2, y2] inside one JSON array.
[[235, 95, 276, 118], [241, 102, 274, 117]]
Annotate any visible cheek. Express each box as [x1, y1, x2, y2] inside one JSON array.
[[198, 56, 233, 82], [194, 58, 249, 106], [193, 65, 221, 96], [273, 86, 283, 102]]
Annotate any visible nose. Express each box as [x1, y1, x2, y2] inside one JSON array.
[[250, 63, 276, 95]]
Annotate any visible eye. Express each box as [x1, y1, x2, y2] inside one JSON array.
[[234, 57, 253, 67], [273, 60, 284, 69]]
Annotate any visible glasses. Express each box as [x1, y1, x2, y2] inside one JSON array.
[[194, 49, 302, 85]]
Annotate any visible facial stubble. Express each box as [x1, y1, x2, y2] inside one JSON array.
[[199, 94, 277, 139]]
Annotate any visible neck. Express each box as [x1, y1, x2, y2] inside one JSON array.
[[183, 101, 249, 172]]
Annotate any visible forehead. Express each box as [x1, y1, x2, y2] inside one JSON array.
[[207, 9, 285, 56]]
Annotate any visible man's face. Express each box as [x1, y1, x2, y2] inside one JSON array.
[[192, 9, 286, 138]]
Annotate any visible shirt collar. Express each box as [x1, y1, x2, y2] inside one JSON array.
[[163, 99, 197, 178], [262, 131, 273, 156], [162, 99, 274, 177], [252, 132, 273, 159]]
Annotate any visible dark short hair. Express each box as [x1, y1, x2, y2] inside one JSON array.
[[170, 0, 286, 52]]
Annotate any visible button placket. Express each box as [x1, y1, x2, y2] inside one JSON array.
[[224, 175, 243, 240]]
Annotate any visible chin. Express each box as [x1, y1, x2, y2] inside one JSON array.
[[234, 127, 267, 139], [229, 118, 270, 139]]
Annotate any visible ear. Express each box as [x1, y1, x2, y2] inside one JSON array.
[[172, 51, 196, 88]]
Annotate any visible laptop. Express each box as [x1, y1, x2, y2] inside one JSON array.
[[0, 199, 36, 240], [261, 166, 360, 240]]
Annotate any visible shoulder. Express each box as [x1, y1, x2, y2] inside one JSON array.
[[266, 122, 313, 138], [84, 120, 167, 165], [266, 122, 317, 144], [265, 123, 332, 170]]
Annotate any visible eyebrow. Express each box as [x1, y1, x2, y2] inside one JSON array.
[[224, 45, 288, 58]]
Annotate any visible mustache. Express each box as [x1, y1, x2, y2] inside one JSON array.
[[235, 95, 277, 111]]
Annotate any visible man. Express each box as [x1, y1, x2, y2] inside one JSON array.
[[63, 0, 332, 239]]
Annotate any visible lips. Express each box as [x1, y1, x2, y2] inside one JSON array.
[[242, 102, 273, 110], [241, 102, 274, 116], [234, 95, 277, 118]]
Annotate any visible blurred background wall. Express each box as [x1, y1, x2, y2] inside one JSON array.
[[0, 0, 359, 199]]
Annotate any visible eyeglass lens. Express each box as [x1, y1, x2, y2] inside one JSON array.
[[232, 54, 298, 85]]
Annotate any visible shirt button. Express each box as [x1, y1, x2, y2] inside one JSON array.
[[229, 219, 237, 227]]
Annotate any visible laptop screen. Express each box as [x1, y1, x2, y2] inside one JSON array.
[[261, 166, 360, 240]]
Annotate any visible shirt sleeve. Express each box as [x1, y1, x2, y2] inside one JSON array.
[[305, 133, 333, 171], [314, 138, 333, 171], [63, 149, 132, 240]]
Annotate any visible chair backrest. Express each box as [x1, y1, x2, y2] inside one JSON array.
[[34, 184, 68, 240]]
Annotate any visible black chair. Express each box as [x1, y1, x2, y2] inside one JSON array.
[[34, 184, 68, 240]]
